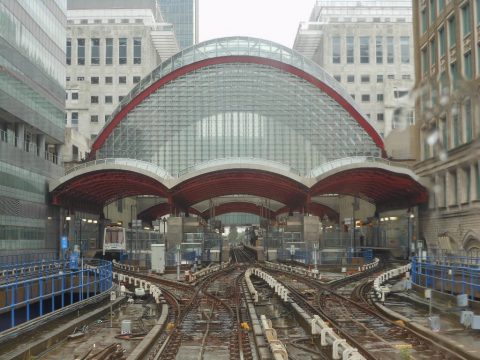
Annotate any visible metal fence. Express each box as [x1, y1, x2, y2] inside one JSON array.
[[0, 258, 112, 331], [0, 252, 57, 268], [411, 256, 480, 300]]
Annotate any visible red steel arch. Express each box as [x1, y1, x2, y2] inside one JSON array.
[[170, 169, 309, 210], [90, 56, 384, 158]]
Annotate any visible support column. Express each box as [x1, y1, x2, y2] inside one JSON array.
[[15, 123, 25, 149], [55, 144, 63, 165], [37, 134, 46, 158]]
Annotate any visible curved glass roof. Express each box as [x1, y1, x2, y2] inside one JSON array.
[[96, 36, 382, 177]]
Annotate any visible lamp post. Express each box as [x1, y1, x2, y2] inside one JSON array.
[[162, 217, 167, 248], [407, 213, 415, 260]]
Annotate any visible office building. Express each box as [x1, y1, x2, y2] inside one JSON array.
[[294, 0, 415, 141], [413, 0, 480, 253], [0, 0, 67, 252], [64, 0, 179, 164], [159, 0, 198, 49]]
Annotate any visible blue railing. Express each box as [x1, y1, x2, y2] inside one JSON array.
[[411, 256, 480, 300], [0, 258, 112, 331], [0, 252, 57, 267]]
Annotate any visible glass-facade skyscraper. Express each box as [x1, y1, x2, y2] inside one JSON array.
[[159, 0, 198, 49], [0, 1, 67, 253]]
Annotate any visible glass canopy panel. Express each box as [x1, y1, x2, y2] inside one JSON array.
[[108, 37, 369, 126], [98, 63, 380, 177]]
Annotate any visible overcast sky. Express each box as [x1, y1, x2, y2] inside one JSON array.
[[199, 0, 315, 48]]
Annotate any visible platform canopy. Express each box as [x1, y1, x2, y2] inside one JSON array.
[[51, 37, 427, 216]]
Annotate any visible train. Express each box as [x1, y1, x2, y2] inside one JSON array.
[[103, 224, 127, 257]]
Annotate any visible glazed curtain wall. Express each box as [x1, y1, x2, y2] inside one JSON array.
[[98, 63, 380, 177]]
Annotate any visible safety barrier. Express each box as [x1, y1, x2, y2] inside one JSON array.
[[249, 267, 364, 360], [264, 258, 379, 279], [1, 260, 68, 283], [0, 252, 57, 268], [245, 268, 259, 303], [264, 261, 322, 279], [112, 272, 162, 304], [260, 315, 288, 360], [191, 262, 228, 281], [0, 259, 112, 331], [252, 268, 290, 301], [112, 260, 140, 273], [311, 315, 365, 360], [373, 263, 411, 302], [358, 257, 379, 272], [411, 256, 480, 300]]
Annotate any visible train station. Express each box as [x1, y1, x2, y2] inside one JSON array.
[[1, 1, 480, 359]]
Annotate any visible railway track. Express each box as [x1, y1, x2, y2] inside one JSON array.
[[115, 262, 254, 360], [267, 268, 467, 360]]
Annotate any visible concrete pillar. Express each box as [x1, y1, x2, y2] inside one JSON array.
[[55, 144, 63, 165], [15, 123, 25, 149], [37, 134, 46, 157]]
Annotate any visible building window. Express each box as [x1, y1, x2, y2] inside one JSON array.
[[377, 113, 384, 121], [387, 74, 395, 79], [90, 115, 98, 123], [430, 38, 436, 66], [91, 76, 99, 84], [386, 36, 394, 63], [402, 74, 411, 80], [377, 94, 384, 101], [360, 36, 370, 63], [117, 199, 123, 213], [77, 76, 84, 81], [347, 75, 355, 83], [105, 76, 113, 84], [119, 76, 127, 84], [332, 36, 341, 63], [439, 0, 445, 12], [421, 47, 428, 74], [430, 0, 436, 22], [421, 8, 428, 33], [71, 92, 78, 100], [133, 37, 142, 64], [119, 96, 124, 102], [71, 112, 78, 125], [91, 96, 98, 104], [400, 37, 410, 63], [105, 115, 109, 122], [450, 61, 458, 87], [350, 94, 355, 99], [439, 27, 446, 56], [361, 75, 370, 83], [452, 105, 460, 147], [106, 38, 113, 65], [477, 0, 480, 24], [464, 99, 473, 141], [105, 96, 113, 104], [91, 38, 100, 65], [66, 77, 70, 81], [462, 3, 471, 37], [464, 51, 473, 79], [376, 36, 383, 64], [361, 94, 370, 102], [377, 74, 384, 83], [119, 38, 127, 65], [133, 76, 141, 83], [448, 16, 456, 47], [77, 38, 85, 65], [66, 38, 71, 65], [346, 36, 354, 63]]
